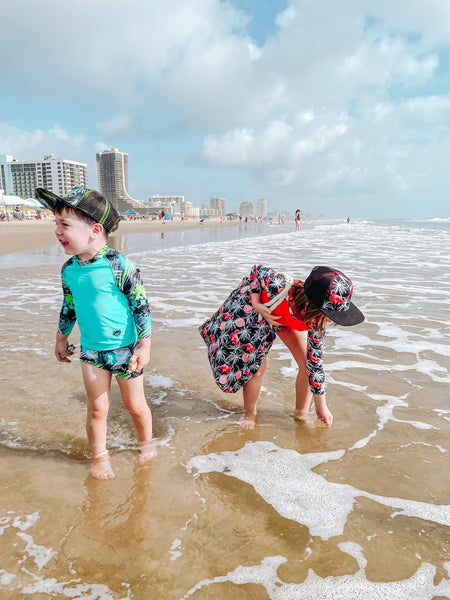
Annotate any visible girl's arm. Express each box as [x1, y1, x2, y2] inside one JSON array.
[[306, 330, 333, 427], [250, 292, 281, 327], [248, 264, 283, 326]]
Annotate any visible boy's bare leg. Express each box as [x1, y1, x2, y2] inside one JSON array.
[[81, 363, 115, 479], [117, 375, 155, 463], [242, 359, 267, 429]]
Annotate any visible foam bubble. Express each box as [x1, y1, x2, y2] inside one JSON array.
[[16, 531, 56, 569], [187, 441, 450, 540], [350, 394, 435, 450], [146, 374, 175, 389], [182, 547, 450, 599], [169, 538, 183, 561], [0, 511, 130, 599], [0, 570, 16, 585]]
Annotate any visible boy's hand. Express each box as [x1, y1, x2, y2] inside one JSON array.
[[128, 339, 151, 373], [55, 338, 72, 363]]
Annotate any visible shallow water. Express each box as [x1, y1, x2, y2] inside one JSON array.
[[0, 218, 449, 599]]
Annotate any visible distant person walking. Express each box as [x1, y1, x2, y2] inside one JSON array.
[[295, 209, 301, 231]]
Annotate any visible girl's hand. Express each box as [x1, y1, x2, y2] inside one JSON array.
[[313, 395, 333, 427], [256, 304, 282, 327], [251, 295, 281, 327]]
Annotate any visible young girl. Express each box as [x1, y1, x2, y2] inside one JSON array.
[[36, 187, 155, 479], [201, 264, 364, 429]]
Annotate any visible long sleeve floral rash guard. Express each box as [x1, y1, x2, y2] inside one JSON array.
[[58, 246, 151, 351]]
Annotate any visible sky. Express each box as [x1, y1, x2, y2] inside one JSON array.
[[1, 0, 450, 219]]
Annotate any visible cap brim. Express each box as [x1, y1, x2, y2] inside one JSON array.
[[322, 302, 365, 326], [35, 188, 64, 210]]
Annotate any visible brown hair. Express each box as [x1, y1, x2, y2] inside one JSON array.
[[291, 281, 329, 336], [53, 201, 109, 233]]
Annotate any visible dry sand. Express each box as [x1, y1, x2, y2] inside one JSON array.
[[0, 217, 236, 256]]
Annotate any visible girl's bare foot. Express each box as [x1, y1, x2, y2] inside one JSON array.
[[294, 409, 311, 424], [138, 441, 158, 463], [241, 412, 256, 429], [91, 450, 115, 479]]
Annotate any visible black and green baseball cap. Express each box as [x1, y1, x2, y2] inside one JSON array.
[[35, 187, 120, 233]]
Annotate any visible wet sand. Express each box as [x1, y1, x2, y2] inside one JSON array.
[[0, 218, 449, 599], [0, 217, 237, 256]]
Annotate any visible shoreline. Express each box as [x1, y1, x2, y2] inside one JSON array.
[[0, 218, 239, 257]]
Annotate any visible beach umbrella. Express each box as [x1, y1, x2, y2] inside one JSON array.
[[200, 214, 210, 218], [121, 209, 138, 215], [0, 195, 35, 206], [147, 210, 159, 215], [164, 214, 173, 220]]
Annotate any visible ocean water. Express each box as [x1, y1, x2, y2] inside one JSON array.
[[0, 218, 449, 599]]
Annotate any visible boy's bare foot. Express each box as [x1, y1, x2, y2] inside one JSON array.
[[137, 441, 158, 463], [90, 450, 115, 479], [241, 412, 256, 429]]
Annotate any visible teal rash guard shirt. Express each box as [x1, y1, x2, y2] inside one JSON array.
[[58, 246, 152, 350]]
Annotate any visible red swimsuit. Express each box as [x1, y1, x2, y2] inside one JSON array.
[[261, 284, 309, 331]]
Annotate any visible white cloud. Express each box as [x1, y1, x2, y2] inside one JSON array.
[[202, 121, 295, 167], [293, 123, 348, 159], [0, 124, 85, 160], [96, 114, 133, 136], [202, 128, 255, 166], [1, 0, 450, 215], [202, 115, 348, 171]]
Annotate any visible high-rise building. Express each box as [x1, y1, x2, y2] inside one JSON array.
[[210, 196, 225, 217], [96, 147, 143, 212], [147, 195, 185, 216], [6, 154, 87, 198], [256, 198, 267, 219], [0, 155, 14, 194], [239, 201, 254, 218]]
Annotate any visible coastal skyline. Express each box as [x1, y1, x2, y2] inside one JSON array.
[[1, 1, 450, 219]]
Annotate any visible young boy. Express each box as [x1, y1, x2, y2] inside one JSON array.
[[35, 187, 154, 480]]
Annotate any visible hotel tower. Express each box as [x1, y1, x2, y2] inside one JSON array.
[[96, 147, 143, 212]]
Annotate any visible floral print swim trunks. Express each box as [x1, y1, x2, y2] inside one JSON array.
[[80, 341, 142, 379]]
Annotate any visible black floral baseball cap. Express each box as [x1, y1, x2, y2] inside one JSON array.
[[304, 266, 364, 326], [35, 187, 120, 233]]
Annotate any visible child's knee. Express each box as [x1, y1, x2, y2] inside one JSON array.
[[88, 399, 110, 420], [124, 397, 150, 418]]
